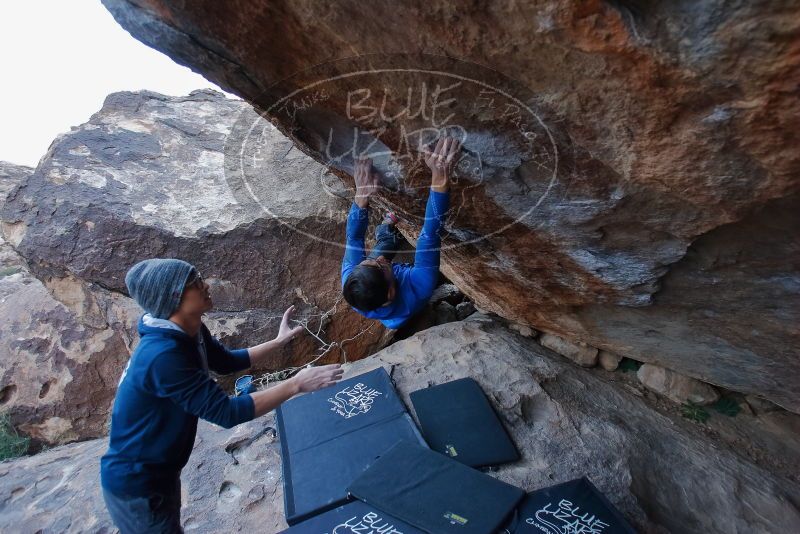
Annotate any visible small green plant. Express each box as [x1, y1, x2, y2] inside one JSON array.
[[711, 396, 742, 417], [618, 358, 642, 373], [680, 401, 710, 423], [0, 413, 29, 461]]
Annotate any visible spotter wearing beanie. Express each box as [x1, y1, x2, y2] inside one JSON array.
[[124, 258, 196, 319]]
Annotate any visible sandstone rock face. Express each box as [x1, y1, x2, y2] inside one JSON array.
[[0, 90, 386, 372], [638, 363, 721, 406], [0, 418, 286, 533], [509, 322, 538, 338], [0, 162, 32, 200], [1, 317, 798, 533], [101, 0, 800, 412], [540, 332, 599, 367], [455, 300, 476, 320], [599, 349, 623, 371], [433, 300, 457, 325], [0, 245, 140, 447], [0, 161, 143, 446], [0, 163, 137, 448], [746, 395, 781, 416], [429, 284, 463, 306]]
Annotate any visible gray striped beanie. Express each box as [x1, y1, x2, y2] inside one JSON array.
[[125, 258, 196, 319]]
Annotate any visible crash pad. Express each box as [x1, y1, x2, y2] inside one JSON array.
[[348, 440, 525, 534], [506, 477, 636, 534], [278, 500, 424, 533], [410, 377, 519, 468]]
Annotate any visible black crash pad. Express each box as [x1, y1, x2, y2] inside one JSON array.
[[277, 367, 426, 525], [507, 477, 636, 534], [278, 500, 425, 533], [348, 440, 525, 534], [410, 377, 519, 468]]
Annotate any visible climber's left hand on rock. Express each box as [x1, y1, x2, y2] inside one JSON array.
[[353, 156, 379, 208]]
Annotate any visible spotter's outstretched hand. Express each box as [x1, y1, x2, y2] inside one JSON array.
[[292, 364, 344, 393], [276, 305, 303, 345]]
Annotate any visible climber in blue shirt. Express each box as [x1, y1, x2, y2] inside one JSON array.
[[342, 135, 460, 329], [100, 258, 343, 533]]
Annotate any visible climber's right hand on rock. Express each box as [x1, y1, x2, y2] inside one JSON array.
[[353, 156, 379, 208], [291, 364, 344, 393]]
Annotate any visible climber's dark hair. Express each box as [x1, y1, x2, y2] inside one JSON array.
[[343, 265, 389, 311]]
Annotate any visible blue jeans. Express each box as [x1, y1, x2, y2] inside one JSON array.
[[367, 223, 401, 261], [102, 478, 183, 534]]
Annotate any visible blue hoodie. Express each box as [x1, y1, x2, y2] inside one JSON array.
[[100, 316, 254, 497], [342, 190, 449, 329]]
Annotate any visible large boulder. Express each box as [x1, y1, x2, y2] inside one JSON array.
[[0, 161, 141, 446], [1, 316, 798, 532], [0, 162, 32, 200], [0, 245, 140, 446], [101, 0, 800, 412], [0, 89, 387, 372]]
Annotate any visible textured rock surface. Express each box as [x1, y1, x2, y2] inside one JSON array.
[[540, 332, 599, 367], [598, 349, 623, 371], [0, 417, 285, 533], [509, 322, 538, 338], [0, 162, 32, 200], [433, 300, 457, 325], [0, 161, 142, 446], [455, 300, 476, 320], [0, 245, 140, 446], [637, 364, 720, 406], [2, 316, 798, 533], [0, 90, 386, 372], [102, 0, 800, 411], [746, 395, 781, 415], [429, 284, 463, 306]]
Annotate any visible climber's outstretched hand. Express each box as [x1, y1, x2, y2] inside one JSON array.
[[353, 156, 379, 209], [424, 134, 461, 193], [292, 364, 344, 393]]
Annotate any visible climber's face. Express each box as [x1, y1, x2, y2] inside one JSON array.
[[178, 270, 213, 315], [360, 256, 396, 305]]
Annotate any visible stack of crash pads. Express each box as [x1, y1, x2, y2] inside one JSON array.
[[276, 367, 425, 525], [278, 370, 635, 533]]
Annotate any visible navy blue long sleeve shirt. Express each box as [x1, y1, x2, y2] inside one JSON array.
[[342, 189, 449, 329], [100, 317, 254, 497]]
